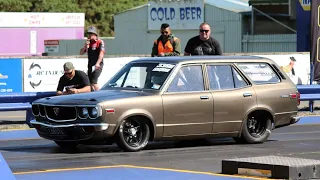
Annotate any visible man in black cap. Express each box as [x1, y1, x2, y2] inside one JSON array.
[[56, 62, 91, 96], [80, 26, 105, 91]]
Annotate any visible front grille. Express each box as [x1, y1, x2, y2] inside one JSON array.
[[45, 106, 77, 121]]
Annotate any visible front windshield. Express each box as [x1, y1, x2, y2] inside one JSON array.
[[102, 62, 176, 90]]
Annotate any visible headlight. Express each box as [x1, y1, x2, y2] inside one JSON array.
[[88, 107, 99, 119], [78, 107, 89, 119]]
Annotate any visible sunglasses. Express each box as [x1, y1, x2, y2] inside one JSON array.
[[161, 31, 169, 35], [200, 29, 209, 33], [64, 71, 73, 75]]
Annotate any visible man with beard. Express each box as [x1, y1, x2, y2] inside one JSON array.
[[151, 23, 181, 57]]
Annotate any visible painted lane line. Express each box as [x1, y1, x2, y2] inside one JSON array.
[[14, 165, 123, 175], [14, 164, 274, 180], [121, 165, 273, 180]]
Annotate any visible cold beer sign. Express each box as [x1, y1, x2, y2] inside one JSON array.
[[148, 0, 204, 30]]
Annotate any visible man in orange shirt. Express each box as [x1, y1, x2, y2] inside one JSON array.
[[151, 23, 181, 57]]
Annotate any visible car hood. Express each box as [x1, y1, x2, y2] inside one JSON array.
[[34, 90, 154, 105]]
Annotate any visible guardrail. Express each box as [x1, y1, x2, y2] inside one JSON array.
[[297, 85, 320, 112], [0, 92, 56, 127]]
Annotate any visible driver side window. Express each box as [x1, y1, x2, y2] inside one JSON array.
[[167, 65, 204, 92], [114, 67, 147, 88]]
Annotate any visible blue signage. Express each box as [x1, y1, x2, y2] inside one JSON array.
[[149, 7, 202, 21], [147, 0, 204, 30], [0, 58, 22, 93], [296, 0, 311, 52]]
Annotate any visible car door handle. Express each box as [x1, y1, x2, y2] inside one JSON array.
[[200, 96, 209, 100], [243, 93, 252, 97]]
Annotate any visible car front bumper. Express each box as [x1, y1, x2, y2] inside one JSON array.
[[30, 120, 111, 142], [30, 120, 109, 131]]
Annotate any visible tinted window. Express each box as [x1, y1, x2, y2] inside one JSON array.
[[236, 63, 280, 84], [207, 65, 248, 90], [167, 65, 204, 92]]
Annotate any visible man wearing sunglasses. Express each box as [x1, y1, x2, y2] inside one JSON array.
[[151, 23, 181, 57], [184, 22, 222, 56], [80, 26, 105, 91], [56, 62, 91, 96]]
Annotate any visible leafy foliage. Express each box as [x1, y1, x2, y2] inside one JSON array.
[[0, 0, 148, 36]]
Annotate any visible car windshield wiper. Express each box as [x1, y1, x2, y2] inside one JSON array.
[[125, 85, 139, 88], [108, 83, 117, 87]]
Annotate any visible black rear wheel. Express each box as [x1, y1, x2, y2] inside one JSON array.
[[238, 112, 272, 144]]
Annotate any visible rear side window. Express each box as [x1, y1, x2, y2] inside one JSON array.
[[236, 63, 280, 84], [207, 65, 248, 90]]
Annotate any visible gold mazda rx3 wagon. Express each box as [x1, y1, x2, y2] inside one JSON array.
[[30, 56, 300, 152]]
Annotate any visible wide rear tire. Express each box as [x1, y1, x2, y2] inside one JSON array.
[[238, 113, 272, 144]]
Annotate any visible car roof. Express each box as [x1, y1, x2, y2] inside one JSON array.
[[130, 55, 271, 64]]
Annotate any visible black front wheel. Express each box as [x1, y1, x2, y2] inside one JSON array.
[[116, 119, 150, 152]]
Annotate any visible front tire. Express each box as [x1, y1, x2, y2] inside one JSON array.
[[116, 118, 150, 152], [239, 113, 272, 144]]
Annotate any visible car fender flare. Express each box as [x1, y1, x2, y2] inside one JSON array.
[[237, 106, 275, 137], [114, 109, 157, 138]]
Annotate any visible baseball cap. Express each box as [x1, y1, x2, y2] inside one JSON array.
[[290, 57, 296, 61], [63, 62, 75, 71], [87, 26, 98, 35]]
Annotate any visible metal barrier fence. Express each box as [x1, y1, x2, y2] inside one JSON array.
[[0, 91, 56, 127], [0, 85, 318, 126], [297, 85, 320, 112]]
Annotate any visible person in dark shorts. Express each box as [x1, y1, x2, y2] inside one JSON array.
[[80, 26, 105, 91], [56, 62, 91, 96], [184, 22, 222, 56]]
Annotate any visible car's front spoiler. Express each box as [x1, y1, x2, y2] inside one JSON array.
[[30, 120, 109, 131]]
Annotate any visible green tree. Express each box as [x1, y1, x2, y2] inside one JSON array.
[[78, 0, 147, 36], [30, 0, 82, 12], [0, 0, 32, 11]]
